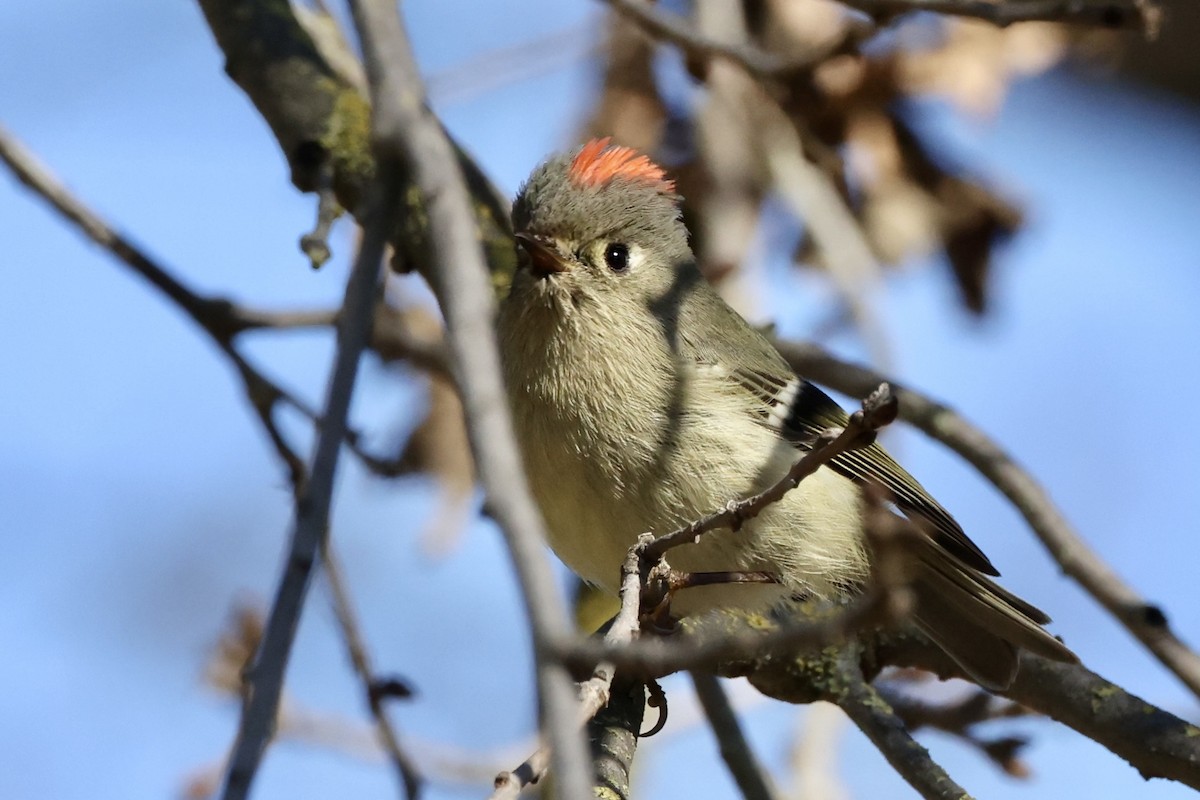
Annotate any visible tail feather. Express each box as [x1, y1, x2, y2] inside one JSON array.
[[912, 539, 1077, 690], [913, 584, 1020, 691]]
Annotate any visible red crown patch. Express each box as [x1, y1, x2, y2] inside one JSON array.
[[567, 137, 676, 195]]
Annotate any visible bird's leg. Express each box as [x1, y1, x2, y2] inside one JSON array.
[[672, 570, 780, 590], [640, 566, 781, 633]]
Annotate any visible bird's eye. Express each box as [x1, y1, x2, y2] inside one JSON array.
[[604, 243, 630, 273]]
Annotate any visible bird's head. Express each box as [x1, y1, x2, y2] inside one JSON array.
[[506, 138, 693, 314]]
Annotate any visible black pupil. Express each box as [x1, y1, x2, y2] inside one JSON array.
[[604, 243, 630, 272]]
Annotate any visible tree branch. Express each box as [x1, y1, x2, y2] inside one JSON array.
[[342, 2, 592, 799], [490, 524, 648, 798], [731, 620, 1200, 789], [195, 0, 517, 286], [561, 487, 919, 686], [491, 391, 905, 797], [0, 124, 412, 491], [587, 676, 646, 800], [218, 155, 392, 800], [830, 647, 974, 800], [876, 682, 1033, 777], [1, 122, 433, 798], [320, 542, 423, 800], [642, 382, 899, 562], [775, 339, 1200, 701], [869, 631, 1200, 788]]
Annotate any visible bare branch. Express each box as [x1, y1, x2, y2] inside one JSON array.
[[692, 672, 781, 800], [561, 479, 918, 680], [643, 382, 898, 562], [831, 647, 974, 800], [0, 124, 333, 343], [320, 543, 423, 799], [728, 619, 1200, 789], [867, 632, 1200, 788], [0, 123, 395, 492], [1003, 652, 1200, 785], [587, 676, 646, 800], [218, 159, 392, 800], [490, 532, 648, 799], [342, 2, 591, 799], [775, 339, 1200, 700], [877, 682, 1033, 777], [836, 0, 1161, 37], [1, 132, 436, 488], [195, 0, 517, 285]]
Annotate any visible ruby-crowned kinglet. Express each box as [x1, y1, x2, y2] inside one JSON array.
[[497, 139, 1075, 689]]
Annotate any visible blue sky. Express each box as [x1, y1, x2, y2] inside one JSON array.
[[2, 2, 1199, 799]]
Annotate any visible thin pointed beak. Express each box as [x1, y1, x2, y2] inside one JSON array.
[[515, 232, 570, 277]]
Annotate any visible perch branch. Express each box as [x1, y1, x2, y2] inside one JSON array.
[[560, 472, 920, 681], [490, 524, 648, 799]]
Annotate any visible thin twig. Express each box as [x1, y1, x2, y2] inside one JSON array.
[[1, 124, 434, 795], [490, 535, 648, 799], [300, 176, 341, 270], [692, 672, 780, 800], [0, 124, 334, 342], [876, 683, 1033, 777], [831, 647, 975, 800], [775, 339, 1200, 701], [643, 382, 898, 562], [218, 167, 393, 800], [321, 542, 424, 799], [837, 0, 1161, 37], [0, 124, 416, 489], [344, 2, 592, 799], [560, 477, 919, 680]]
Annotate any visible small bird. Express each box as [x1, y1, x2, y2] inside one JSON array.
[[498, 138, 1075, 689]]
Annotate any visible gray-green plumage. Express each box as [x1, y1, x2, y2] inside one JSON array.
[[499, 141, 1076, 690]]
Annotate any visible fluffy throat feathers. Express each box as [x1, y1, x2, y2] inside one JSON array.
[[568, 137, 676, 196]]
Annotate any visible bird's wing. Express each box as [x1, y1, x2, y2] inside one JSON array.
[[676, 288, 998, 576], [730, 366, 998, 575]]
